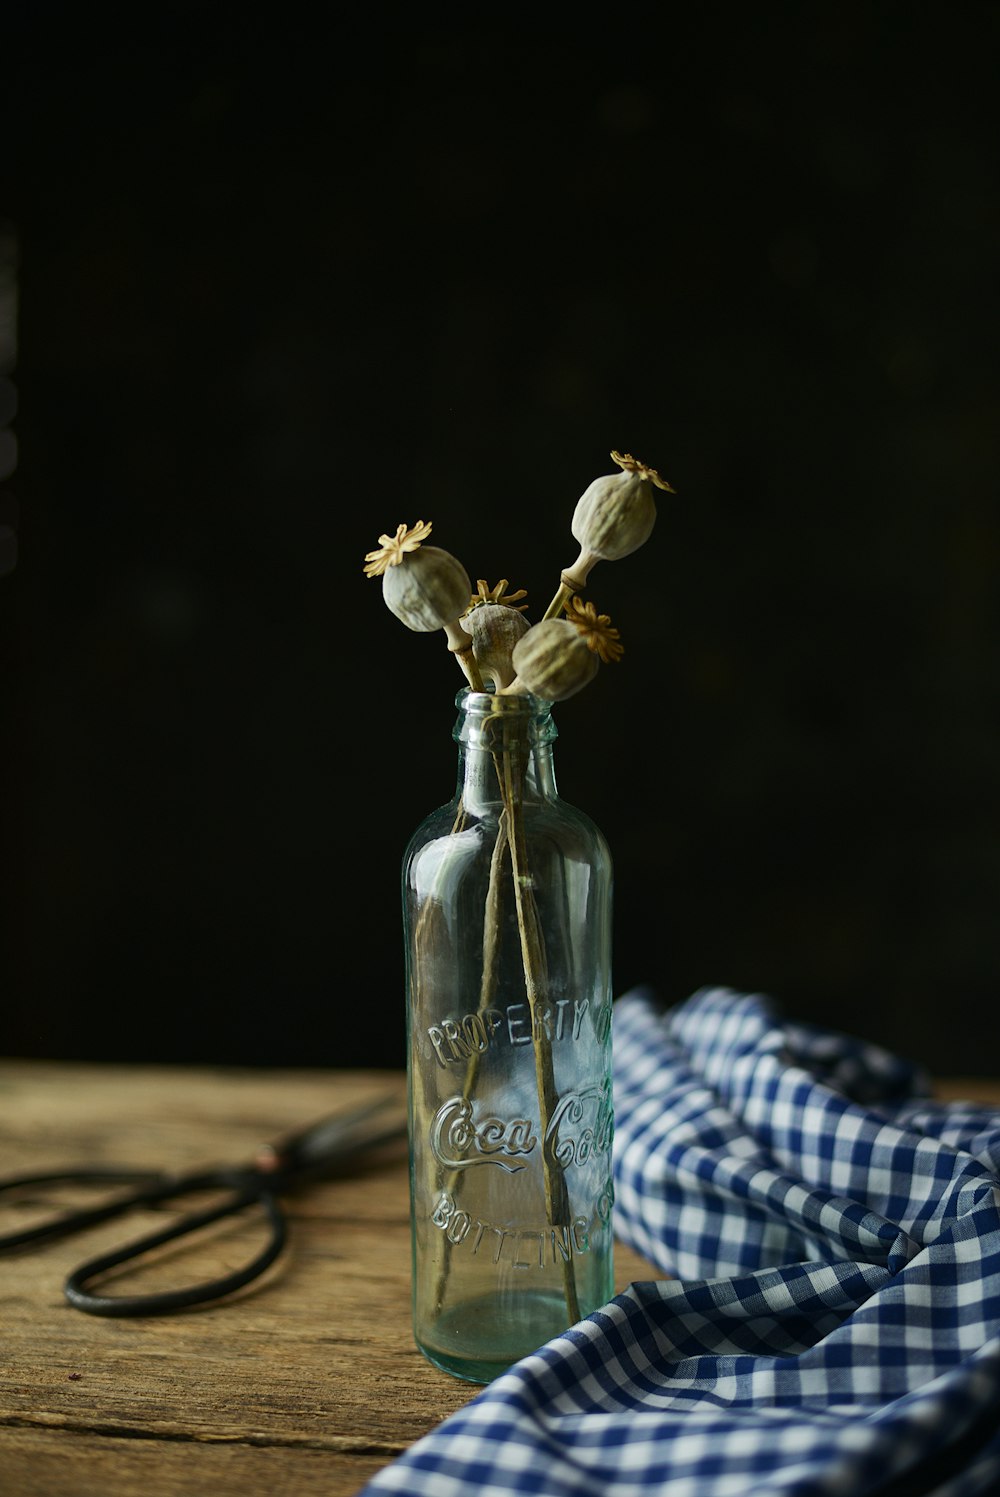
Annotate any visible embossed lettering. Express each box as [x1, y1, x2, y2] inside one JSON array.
[[545, 1083, 614, 1169], [594, 1000, 613, 1044], [504, 999, 594, 1047], [427, 1009, 504, 1067], [430, 1194, 594, 1268], [550, 1224, 572, 1263], [446, 1209, 472, 1245], [506, 1004, 532, 1045], [513, 1231, 545, 1269], [431, 1097, 537, 1172]]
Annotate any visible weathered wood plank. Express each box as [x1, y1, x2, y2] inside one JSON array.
[[0, 1060, 663, 1495], [0, 1425, 392, 1497]]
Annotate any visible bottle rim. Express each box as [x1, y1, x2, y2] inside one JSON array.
[[453, 687, 558, 746]]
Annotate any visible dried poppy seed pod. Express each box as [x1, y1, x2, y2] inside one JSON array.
[[573, 468, 655, 559], [382, 546, 481, 686], [507, 619, 599, 701], [555, 450, 674, 598], [382, 545, 472, 634], [363, 522, 482, 686], [468, 603, 531, 691]]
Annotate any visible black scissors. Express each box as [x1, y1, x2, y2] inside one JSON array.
[[0, 1094, 406, 1318]]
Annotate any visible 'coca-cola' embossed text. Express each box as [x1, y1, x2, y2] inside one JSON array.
[[431, 1097, 537, 1172]]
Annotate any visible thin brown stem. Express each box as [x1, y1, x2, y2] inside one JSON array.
[[429, 808, 510, 1313], [501, 734, 581, 1324], [542, 581, 575, 621], [542, 551, 596, 621], [455, 647, 486, 691]]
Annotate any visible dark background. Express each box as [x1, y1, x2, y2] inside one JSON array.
[[2, 7, 999, 1075]]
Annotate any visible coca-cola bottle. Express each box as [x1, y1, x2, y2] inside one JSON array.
[[403, 686, 615, 1382]]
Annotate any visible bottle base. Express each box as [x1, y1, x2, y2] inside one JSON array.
[[415, 1288, 575, 1384]]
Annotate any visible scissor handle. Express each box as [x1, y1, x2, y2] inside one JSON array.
[[0, 1170, 174, 1251], [63, 1182, 287, 1317]]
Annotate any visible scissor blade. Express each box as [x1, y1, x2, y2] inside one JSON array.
[[256, 1094, 406, 1180]]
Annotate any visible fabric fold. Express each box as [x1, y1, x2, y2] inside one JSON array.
[[361, 986, 1000, 1496]]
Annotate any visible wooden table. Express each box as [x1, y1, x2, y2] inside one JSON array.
[[0, 1060, 667, 1497], [3, 1064, 998, 1497]]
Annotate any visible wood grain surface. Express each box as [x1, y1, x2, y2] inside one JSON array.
[[0, 1060, 667, 1496]]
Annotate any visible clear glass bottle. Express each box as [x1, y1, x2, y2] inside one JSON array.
[[403, 687, 614, 1383]]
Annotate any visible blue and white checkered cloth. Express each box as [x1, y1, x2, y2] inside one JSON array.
[[361, 986, 1000, 1496]]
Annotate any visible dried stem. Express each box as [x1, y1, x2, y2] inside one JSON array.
[[542, 581, 577, 622], [500, 727, 581, 1325], [444, 619, 485, 690], [429, 807, 510, 1314], [454, 645, 485, 691], [542, 551, 598, 621]]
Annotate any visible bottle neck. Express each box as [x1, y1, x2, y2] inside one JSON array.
[[451, 690, 559, 815]]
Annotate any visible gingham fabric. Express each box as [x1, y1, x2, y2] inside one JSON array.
[[361, 986, 1000, 1496]]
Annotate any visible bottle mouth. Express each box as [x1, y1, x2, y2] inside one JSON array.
[[453, 687, 558, 746]]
